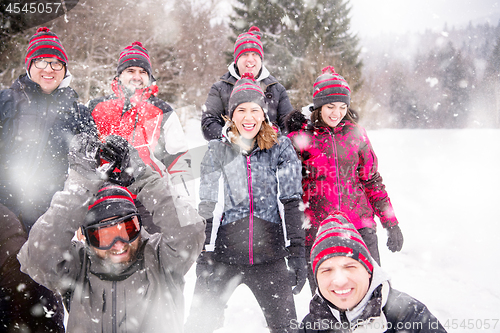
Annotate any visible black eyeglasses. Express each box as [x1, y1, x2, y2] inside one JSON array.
[[33, 59, 65, 71]]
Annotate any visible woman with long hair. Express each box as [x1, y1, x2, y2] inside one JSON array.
[[286, 66, 404, 293], [185, 73, 306, 333]]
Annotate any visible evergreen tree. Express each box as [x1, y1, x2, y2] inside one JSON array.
[[434, 43, 474, 128], [389, 64, 420, 128], [482, 34, 500, 127], [230, 0, 362, 109]]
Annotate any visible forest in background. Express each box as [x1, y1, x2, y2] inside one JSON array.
[[1, 0, 500, 128]]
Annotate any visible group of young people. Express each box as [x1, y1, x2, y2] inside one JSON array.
[[0, 25, 446, 332]]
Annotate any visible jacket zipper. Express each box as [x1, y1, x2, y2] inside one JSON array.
[[112, 280, 117, 333], [330, 129, 341, 209], [246, 155, 254, 265]]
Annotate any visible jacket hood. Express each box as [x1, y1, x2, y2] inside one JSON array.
[[228, 62, 270, 82], [58, 70, 73, 88]]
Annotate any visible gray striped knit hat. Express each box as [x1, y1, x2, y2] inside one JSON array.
[[25, 27, 68, 71], [84, 184, 138, 227], [228, 72, 267, 120], [116, 41, 152, 78], [234, 26, 264, 64], [312, 66, 351, 109], [311, 212, 374, 275]]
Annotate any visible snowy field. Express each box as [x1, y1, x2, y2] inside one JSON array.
[[182, 118, 500, 333]]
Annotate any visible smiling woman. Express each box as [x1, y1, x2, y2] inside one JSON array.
[[286, 66, 404, 295], [185, 72, 306, 333], [231, 101, 265, 142]]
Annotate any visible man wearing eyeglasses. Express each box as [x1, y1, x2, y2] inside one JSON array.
[[0, 27, 95, 233], [0, 27, 95, 332], [18, 133, 205, 332]]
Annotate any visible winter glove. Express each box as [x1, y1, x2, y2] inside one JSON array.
[[68, 132, 101, 180], [386, 225, 404, 252], [196, 251, 216, 280], [103, 135, 146, 187], [287, 256, 308, 295]]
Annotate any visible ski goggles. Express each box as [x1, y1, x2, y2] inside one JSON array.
[[83, 214, 142, 250]]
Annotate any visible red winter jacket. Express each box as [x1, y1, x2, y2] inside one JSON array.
[[287, 117, 398, 246], [89, 79, 194, 200]]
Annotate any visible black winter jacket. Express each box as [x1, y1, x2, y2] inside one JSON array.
[[297, 267, 447, 333], [0, 74, 95, 230], [0, 203, 64, 332], [201, 64, 293, 140]]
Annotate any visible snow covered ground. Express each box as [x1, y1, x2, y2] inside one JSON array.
[[182, 118, 500, 333]]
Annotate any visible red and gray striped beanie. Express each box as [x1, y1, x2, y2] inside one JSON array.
[[312, 66, 351, 109], [311, 212, 374, 275], [84, 184, 138, 227], [116, 41, 152, 78], [25, 27, 68, 71], [228, 72, 267, 120], [234, 26, 264, 64]]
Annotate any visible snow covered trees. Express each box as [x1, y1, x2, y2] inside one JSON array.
[[230, 0, 362, 109]]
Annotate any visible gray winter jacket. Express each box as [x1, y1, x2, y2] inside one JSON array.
[[199, 135, 304, 265], [18, 167, 205, 333]]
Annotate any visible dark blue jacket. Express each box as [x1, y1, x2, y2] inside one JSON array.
[[199, 135, 304, 265], [0, 74, 95, 230]]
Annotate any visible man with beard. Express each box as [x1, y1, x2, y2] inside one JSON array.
[[18, 134, 205, 332], [88, 41, 195, 209]]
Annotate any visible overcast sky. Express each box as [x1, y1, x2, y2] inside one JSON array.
[[349, 0, 500, 37]]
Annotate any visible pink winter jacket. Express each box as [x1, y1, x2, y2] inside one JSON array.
[[287, 119, 398, 246]]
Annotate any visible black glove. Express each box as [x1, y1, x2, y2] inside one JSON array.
[[103, 135, 146, 187], [68, 133, 101, 180], [196, 251, 216, 280], [287, 256, 308, 295], [386, 225, 404, 252]]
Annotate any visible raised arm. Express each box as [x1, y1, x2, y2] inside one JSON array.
[[18, 133, 104, 293], [129, 154, 205, 277]]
